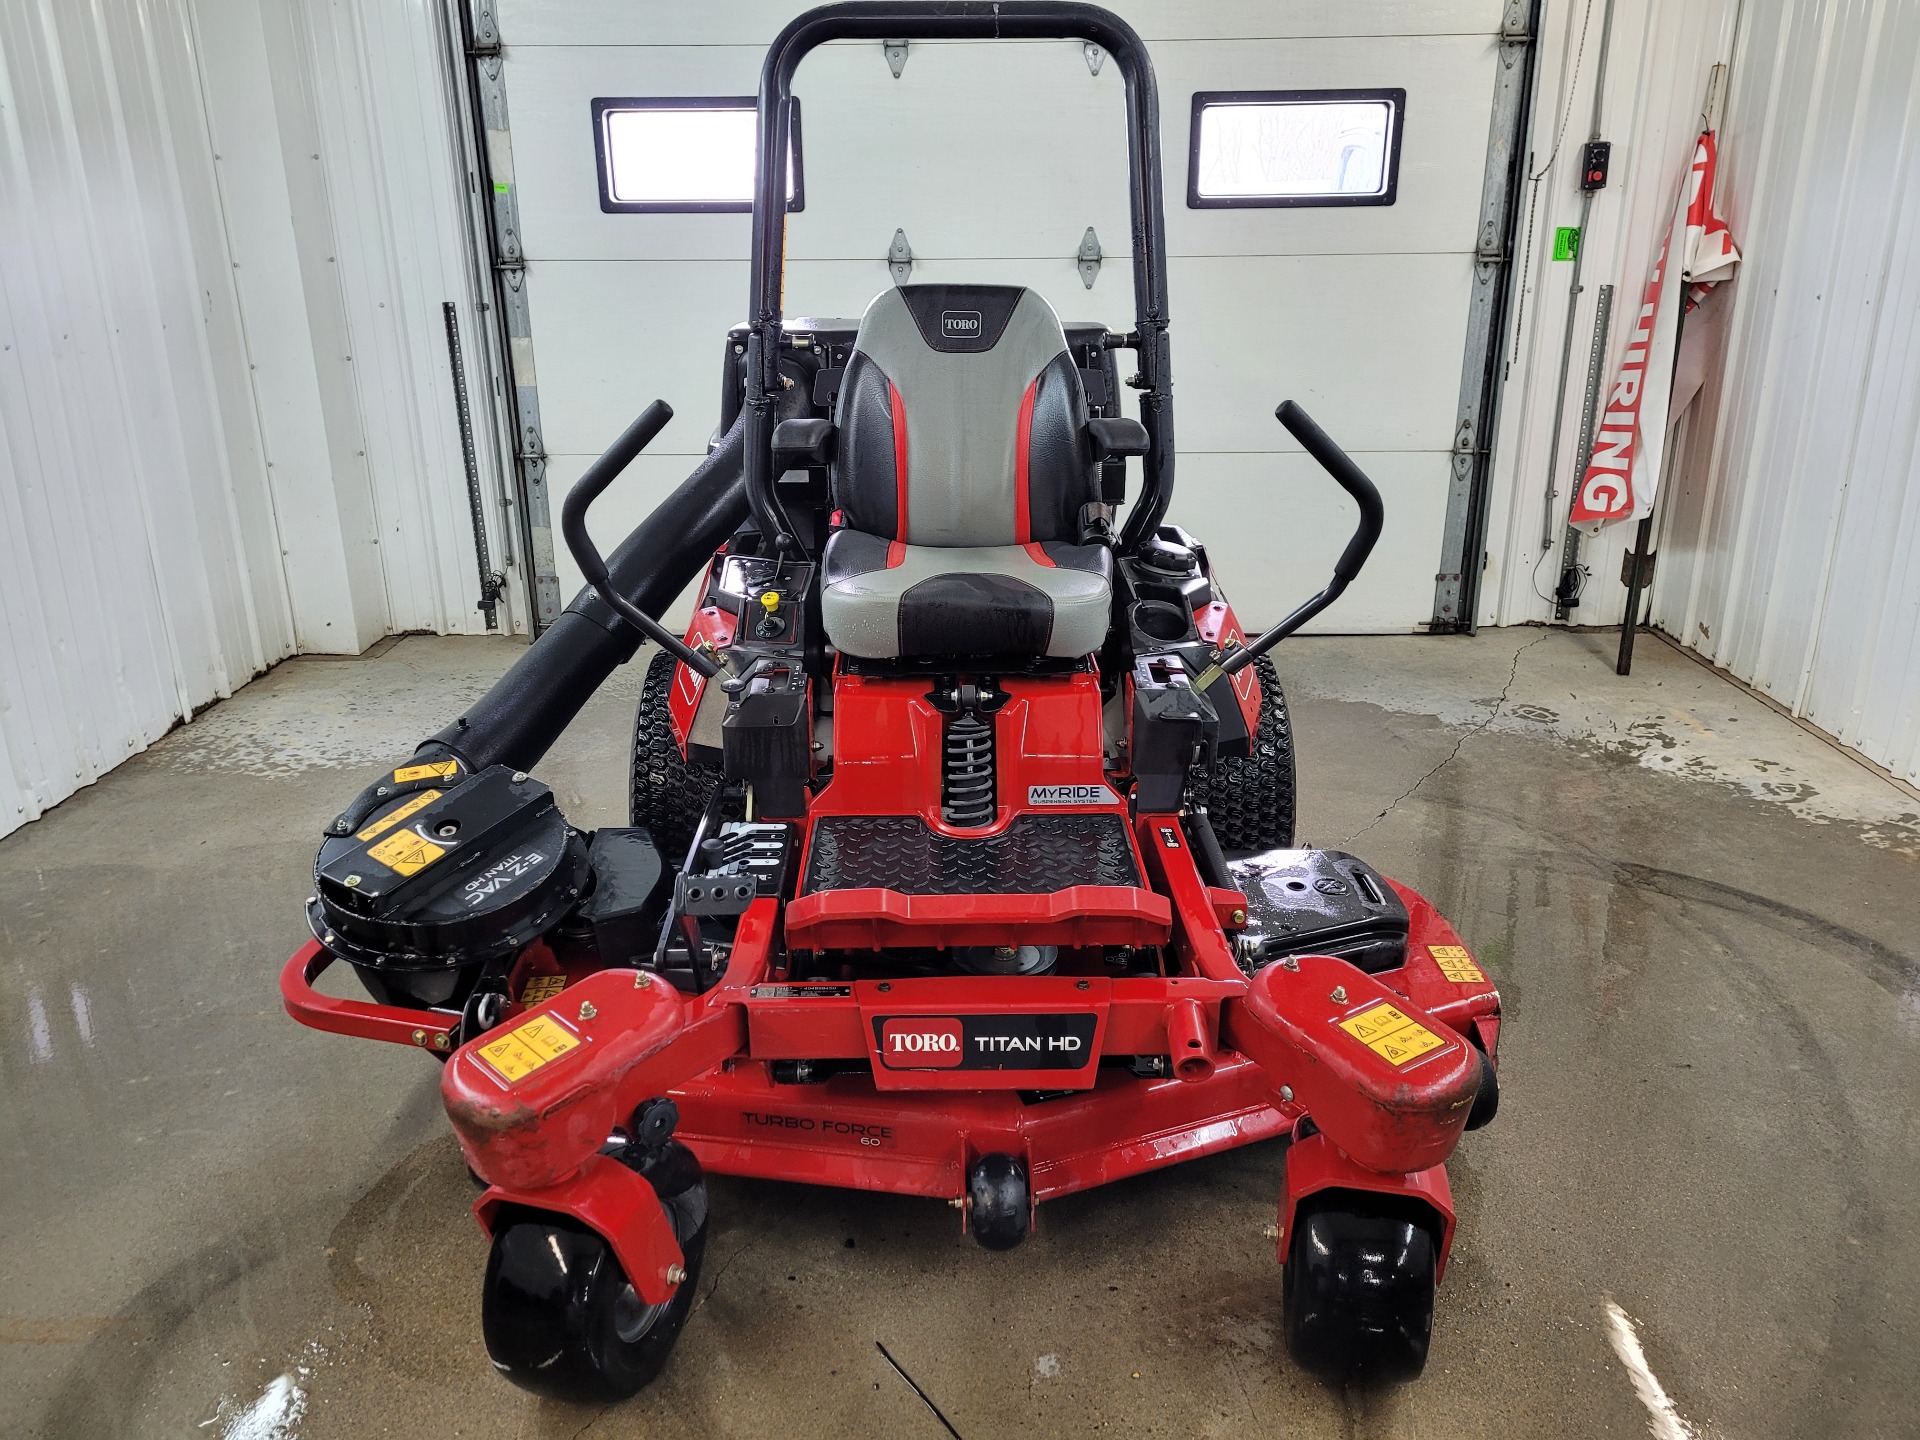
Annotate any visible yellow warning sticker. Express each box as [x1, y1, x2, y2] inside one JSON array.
[[479, 1015, 581, 1083], [365, 827, 447, 876], [520, 974, 567, 1006], [1428, 944, 1486, 984], [394, 759, 460, 784], [354, 788, 441, 842], [1339, 1002, 1449, 1068]]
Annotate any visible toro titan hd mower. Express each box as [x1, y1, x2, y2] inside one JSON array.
[[281, 0, 1501, 1400]]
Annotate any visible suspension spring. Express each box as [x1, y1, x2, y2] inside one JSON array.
[[942, 711, 997, 828]]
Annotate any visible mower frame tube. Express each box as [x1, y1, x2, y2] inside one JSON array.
[[746, 3, 1175, 560], [423, 414, 748, 774]]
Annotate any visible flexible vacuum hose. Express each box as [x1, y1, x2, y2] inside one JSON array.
[[423, 415, 750, 774]]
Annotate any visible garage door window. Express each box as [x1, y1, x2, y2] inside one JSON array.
[[592, 97, 803, 214], [1188, 90, 1404, 208]]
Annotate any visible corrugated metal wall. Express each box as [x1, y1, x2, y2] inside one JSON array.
[[294, 0, 521, 639], [1653, 0, 1920, 787], [0, 0, 293, 837], [1, 0, 519, 840]]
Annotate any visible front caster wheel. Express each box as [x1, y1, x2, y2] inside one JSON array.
[[967, 1153, 1030, 1251], [1282, 1201, 1436, 1385], [481, 1141, 708, 1402]]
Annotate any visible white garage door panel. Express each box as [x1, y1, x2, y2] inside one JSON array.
[[1169, 451, 1449, 632], [529, 260, 745, 458], [502, 2, 1501, 633], [1169, 252, 1471, 454], [509, 41, 1132, 265], [785, 43, 1130, 262], [510, 35, 1492, 265], [529, 257, 1134, 460], [508, 45, 763, 263], [499, 1, 1500, 49], [1156, 35, 1494, 258]]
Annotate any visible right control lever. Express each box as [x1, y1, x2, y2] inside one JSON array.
[[1197, 401, 1385, 689]]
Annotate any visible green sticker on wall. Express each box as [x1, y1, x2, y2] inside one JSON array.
[[493, 181, 510, 195], [1553, 226, 1581, 261]]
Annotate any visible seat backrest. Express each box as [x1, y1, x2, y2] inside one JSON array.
[[833, 285, 1091, 547]]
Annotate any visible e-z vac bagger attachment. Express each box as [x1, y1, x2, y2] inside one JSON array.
[[279, 0, 1502, 1402]]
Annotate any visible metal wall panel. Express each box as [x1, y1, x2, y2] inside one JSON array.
[[0, 0, 294, 839], [2, 0, 518, 838], [1653, 0, 1920, 786], [292, 0, 520, 638]]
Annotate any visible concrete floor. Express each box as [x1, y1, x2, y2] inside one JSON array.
[[3, 628, 1918, 1438]]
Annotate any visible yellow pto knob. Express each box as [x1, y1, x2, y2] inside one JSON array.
[[759, 590, 781, 612]]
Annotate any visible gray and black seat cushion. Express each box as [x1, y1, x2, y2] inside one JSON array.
[[820, 284, 1113, 660]]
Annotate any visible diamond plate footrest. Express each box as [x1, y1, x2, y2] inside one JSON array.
[[786, 814, 1171, 951]]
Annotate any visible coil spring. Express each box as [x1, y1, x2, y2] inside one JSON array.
[[942, 711, 996, 828]]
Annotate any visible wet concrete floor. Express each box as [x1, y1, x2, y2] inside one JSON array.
[[3, 627, 1917, 1438]]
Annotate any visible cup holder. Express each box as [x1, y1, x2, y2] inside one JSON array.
[[1131, 599, 1195, 645]]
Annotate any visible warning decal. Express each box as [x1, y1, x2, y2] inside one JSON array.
[[355, 789, 441, 842], [365, 827, 446, 876], [1339, 1002, 1448, 1068], [394, 759, 460, 784], [1428, 944, 1486, 984], [479, 1015, 580, 1082], [519, 975, 567, 1006]]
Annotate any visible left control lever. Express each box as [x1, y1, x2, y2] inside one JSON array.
[[561, 400, 720, 679]]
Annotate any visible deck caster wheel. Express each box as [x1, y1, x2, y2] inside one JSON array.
[[1465, 1047, 1499, 1131], [481, 1139, 708, 1402], [967, 1154, 1030, 1251], [1282, 1201, 1436, 1386]]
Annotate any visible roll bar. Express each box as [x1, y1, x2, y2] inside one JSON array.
[[744, 2, 1176, 557]]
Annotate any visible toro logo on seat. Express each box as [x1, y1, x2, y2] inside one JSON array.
[[941, 310, 982, 340], [874, 1014, 1099, 1070]]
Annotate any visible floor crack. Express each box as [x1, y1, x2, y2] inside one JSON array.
[[691, 1237, 758, 1316], [1343, 632, 1548, 845]]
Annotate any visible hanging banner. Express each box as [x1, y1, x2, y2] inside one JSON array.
[[1571, 131, 1740, 531]]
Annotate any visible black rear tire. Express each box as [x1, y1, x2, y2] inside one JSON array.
[[1192, 653, 1295, 850], [1282, 1200, 1436, 1386], [482, 1141, 708, 1403], [630, 648, 722, 864]]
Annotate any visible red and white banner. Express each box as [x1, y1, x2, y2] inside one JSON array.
[[1571, 131, 1741, 531]]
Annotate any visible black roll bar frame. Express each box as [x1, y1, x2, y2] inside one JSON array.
[[743, 2, 1176, 557]]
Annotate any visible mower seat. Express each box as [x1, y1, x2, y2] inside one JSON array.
[[820, 284, 1112, 660]]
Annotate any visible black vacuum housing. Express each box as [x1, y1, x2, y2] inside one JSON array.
[[309, 765, 589, 1006]]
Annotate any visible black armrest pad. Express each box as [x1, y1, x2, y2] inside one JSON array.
[[1087, 416, 1149, 461], [772, 417, 836, 470]]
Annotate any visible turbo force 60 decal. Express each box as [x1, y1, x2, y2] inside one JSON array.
[[873, 1014, 1099, 1071]]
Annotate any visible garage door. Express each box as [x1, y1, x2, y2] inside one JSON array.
[[490, 1, 1513, 632]]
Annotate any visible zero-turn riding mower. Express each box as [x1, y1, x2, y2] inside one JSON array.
[[281, 0, 1501, 1400]]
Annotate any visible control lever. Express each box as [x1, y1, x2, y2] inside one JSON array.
[[560, 400, 720, 678], [1197, 401, 1385, 688]]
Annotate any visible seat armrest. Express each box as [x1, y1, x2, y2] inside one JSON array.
[[773, 417, 836, 472], [1087, 416, 1149, 462]]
